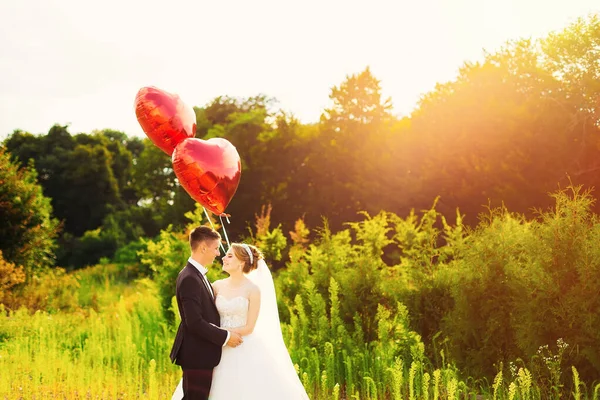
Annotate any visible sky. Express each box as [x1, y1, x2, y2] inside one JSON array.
[[1, 0, 598, 140]]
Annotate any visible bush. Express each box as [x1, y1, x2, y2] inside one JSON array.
[[442, 185, 600, 382], [57, 206, 149, 269], [0, 147, 59, 272], [113, 239, 149, 277], [0, 251, 26, 307], [139, 226, 190, 321], [8, 267, 80, 312]]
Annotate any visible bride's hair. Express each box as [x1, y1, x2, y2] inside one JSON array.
[[230, 243, 263, 273]]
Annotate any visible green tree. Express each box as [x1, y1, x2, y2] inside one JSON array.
[[3, 125, 130, 237], [321, 66, 393, 128], [540, 14, 600, 186], [300, 67, 397, 231], [0, 147, 59, 271], [3, 125, 158, 268], [408, 29, 600, 225], [254, 113, 318, 231], [192, 95, 278, 237], [60, 143, 122, 235], [131, 138, 195, 232], [77, 129, 137, 205]]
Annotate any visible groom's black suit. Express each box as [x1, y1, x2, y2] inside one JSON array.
[[170, 262, 228, 399]]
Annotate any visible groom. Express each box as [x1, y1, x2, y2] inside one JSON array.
[[170, 225, 243, 400]]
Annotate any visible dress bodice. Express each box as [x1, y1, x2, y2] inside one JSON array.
[[216, 295, 249, 329]]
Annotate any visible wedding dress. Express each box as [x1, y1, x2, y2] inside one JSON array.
[[172, 260, 309, 399]]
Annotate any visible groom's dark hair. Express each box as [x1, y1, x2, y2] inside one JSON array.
[[189, 226, 221, 251]]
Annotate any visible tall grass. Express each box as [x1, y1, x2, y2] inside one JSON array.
[[5, 184, 600, 399], [1, 263, 598, 399], [281, 281, 598, 399], [0, 267, 180, 399]]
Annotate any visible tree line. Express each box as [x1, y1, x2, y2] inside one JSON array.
[[2, 14, 600, 269]]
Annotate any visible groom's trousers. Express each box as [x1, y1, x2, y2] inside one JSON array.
[[182, 368, 213, 400]]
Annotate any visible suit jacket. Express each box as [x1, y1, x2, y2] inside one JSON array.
[[170, 262, 228, 369]]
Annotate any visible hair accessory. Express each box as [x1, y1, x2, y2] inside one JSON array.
[[241, 243, 253, 264]]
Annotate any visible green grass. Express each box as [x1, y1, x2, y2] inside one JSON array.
[[0, 267, 179, 399], [1, 264, 599, 399]]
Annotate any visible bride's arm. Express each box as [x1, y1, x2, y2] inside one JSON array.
[[230, 286, 261, 336]]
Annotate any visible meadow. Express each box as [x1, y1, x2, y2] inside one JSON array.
[[0, 265, 180, 399], [3, 186, 600, 399]]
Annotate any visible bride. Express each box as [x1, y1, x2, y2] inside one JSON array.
[[172, 242, 310, 399]]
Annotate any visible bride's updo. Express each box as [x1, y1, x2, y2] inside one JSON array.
[[231, 243, 263, 273]]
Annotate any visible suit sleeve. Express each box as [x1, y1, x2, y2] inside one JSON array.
[[179, 275, 229, 346]]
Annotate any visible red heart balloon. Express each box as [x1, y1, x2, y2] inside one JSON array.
[[172, 138, 242, 216], [134, 86, 196, 156]]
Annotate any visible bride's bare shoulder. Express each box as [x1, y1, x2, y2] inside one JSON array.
[[213, 278, 227, 289], [246, 280, 260, 295]]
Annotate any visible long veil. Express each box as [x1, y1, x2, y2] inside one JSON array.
[[246, 259, 284, 341], [247, 259, 307, 393]]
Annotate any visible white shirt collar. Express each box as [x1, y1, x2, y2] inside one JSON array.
[[188, 257, 208, 276]]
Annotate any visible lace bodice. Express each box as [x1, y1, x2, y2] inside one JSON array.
[[216, 295, 249, 329]]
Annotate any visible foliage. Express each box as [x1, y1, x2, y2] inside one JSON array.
[[5, 15, 600, 272], [273, 183, 600, 394], [248, 204, 288, 267], [132, 137, 196, 230], [0, 251, 25, 305], [2, 262, 139, 313], [2, 127, 197, 269], [440, 185, 600, 384], [0, 146, 59, 272], [4, 126, 124, 237], [139, 226, 190, 322], [112, 238, 149, 276], [4, 231, 600, 398], [58, 206, 149, 269], [0, 270, 178, 399]]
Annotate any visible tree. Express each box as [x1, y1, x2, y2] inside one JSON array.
[[4, 125, 127, 236], [299, 67, 398, 231], [79, 129, 137, 205], [191, 95, 279, 237], [540, 14, 600, 185], [0, 147, 59, 271], [59, 143, 122, 236], [3, 126, 162, 268], [321, 66, 393, 129], [254, 113, 318, 231], [411, 28, 600, 223], [130, 138, 196, 230]]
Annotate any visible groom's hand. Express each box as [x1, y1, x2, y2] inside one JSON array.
[[226, 332, 243, 347]]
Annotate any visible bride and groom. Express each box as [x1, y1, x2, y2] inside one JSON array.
[[170, 226, 309, 399]]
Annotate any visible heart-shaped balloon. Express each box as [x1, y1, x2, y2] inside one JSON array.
[[172, 137, 242, 216], [134, 86, 196, 156]]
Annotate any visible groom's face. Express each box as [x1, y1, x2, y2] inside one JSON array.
[[200, 238, 221, 266]]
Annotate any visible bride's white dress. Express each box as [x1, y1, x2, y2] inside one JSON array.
[[172, 294, 309, 399]]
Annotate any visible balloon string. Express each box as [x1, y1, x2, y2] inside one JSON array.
[[219, 215, 231, 250], [203, 206, 226, 254]]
